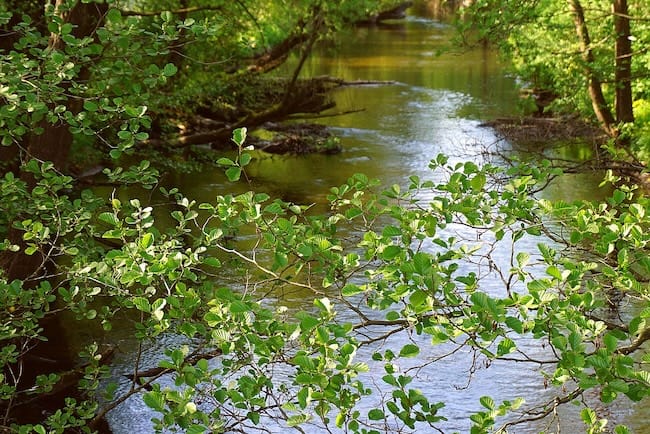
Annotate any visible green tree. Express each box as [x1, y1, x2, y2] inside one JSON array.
[[0, 0, 403, 278], [456, 0, 650, 151]]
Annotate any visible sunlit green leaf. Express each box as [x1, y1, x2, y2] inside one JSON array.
[[480, 396, 495, 410], [399, 344, 420, 358]]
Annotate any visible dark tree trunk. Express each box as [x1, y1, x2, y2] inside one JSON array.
[[613, 0, 634, 123], [568, 0, 617, 138], [248, 32, 309, 73]]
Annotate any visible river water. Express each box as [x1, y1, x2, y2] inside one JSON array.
[[100, 13, 649, 434]]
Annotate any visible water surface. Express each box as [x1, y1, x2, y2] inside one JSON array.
[[101, 15, 648, 434]]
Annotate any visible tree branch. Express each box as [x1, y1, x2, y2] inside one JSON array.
[[498, 387, 582, 431], [119, 6, 225, 17], [618, 327, 650, 355]]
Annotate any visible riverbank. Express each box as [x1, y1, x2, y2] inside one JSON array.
[[481, 116, 606, 145]]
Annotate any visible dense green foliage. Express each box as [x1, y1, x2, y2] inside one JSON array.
[[5, 135, 650, 433], [2, 1, 650, 434], [456, 0, 650, 156]]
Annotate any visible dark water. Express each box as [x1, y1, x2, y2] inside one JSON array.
[[96, 14, 649, 434]]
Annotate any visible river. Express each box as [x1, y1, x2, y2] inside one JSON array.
[[98, 11, 649, 434]]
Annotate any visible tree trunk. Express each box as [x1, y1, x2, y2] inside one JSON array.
[[567, 0, 617, 137], [613, 0, 634, 123]]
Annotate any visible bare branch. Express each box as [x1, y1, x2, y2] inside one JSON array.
[[618, 327, 650, 355], [498, 387, 582, 431]]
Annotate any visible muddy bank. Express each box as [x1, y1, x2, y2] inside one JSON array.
[[481, 116, 607, 146]]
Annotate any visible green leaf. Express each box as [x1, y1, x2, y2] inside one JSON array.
[[233, 127, 247, 146], [203, 257, 221, 268], [581, 407, 597, 425], [381, 245, 402, 260], [264, 202, 284, 214], [287, 413, 311, 427], [382, 374, 398, 386], [516, 252, 530, 268], [368, 409, 385, 420], [409, 290, 428, 308], [247, 412, 260, 425], [106, 8, 122, 22], [382, 225, 401, 237], [225, 167, 241, 182], [413, 252, 432, 274], [217, 157, 235, 167], [117, 130, 132, 140], [162, 63, 178, 77], [479, 396, 495, 410], [612, 189, 626, 204], [609, 379, 629, 393], [617, 248, 629, 268], [83, 100, 99, 112], [569, 332, 582, 350], [470, 292, 488, 309], [297, 244, 313, 258], [341, 284, 363, 296], [505, 316, 523, 334], [603, 333, 618, 353], [546, 265, 563, 280], [335, 412, 345, 428], [470, 173, 486, 192], [143, 391, 166, 412], [132, 297, 150, 312], [240, 153, 252, 166], [140, 232, 154, 249], [98, 212, 119, 227], [274, 251, 288, 268], [497, 338, 515, 356], [299, 314, 319, 332], [399, 344, 420, 358], [229, 300, 250, 313]]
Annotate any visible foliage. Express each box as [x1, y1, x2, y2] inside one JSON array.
[[2, 1, 650, 434], [4, 131, 650, 432], [0, 0, 402, 170], [628, 99, 650, 161], [455, 0, 650, 150]]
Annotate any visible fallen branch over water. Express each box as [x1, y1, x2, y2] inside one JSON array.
[[287, 108, 366, 120], [144, 76, 398, 150]]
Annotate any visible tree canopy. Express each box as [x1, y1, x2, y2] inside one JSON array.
[[456, 0, 650, 156]]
